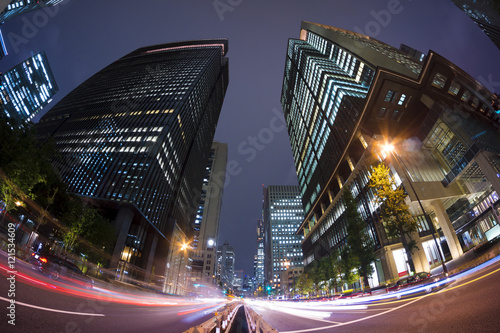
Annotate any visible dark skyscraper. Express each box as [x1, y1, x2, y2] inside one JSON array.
[[0, 0, 64, 23], [1, 51, 58, 123], [255, 218, 264, 286], [282, 21, 500, 287], [0, 28, 7, 59], [452, 0, 500, 50], [36, 39, 229, 294]]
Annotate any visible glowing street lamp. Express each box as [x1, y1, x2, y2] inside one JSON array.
[[175, 242, 191, 294], [381, 142, 448, 275]]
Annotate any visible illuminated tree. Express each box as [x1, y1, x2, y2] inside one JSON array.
[[369, 163, 419, 274]]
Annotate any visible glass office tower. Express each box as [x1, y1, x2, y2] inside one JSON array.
[[190, 141, 227, 289], [452, 0, 500, 50], [217, 241, 235, 291], [0, 0, 65, 23], [255, 218, 265, 287], [281, 22, 500, 287], [263, 185, 304, 290], [0, 52, 58, 123], [0, 28, 7, 59], [36, 39, 229, 294]]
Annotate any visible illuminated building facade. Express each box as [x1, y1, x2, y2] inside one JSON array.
[[190, 141, 227, 289], [0, 28, 7, 59], [254, 218, 265, 287], [1, 52, 58, 123], [282, 22, 500, 287], [216, 241, 235, 291], [263, 185, 304, 291], [35, 39, 229, 294], [0, 0, 65, 23]]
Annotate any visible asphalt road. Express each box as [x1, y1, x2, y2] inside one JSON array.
[[246, 257, 500, 332], [0, 250, 227, 333], [1, 249, 499, 333]]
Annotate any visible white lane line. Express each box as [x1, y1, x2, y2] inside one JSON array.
[[257, 307, 341, 324], [280, 293, 432, 333], [0, 296, 105, 316]]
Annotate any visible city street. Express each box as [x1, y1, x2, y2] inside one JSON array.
[[1, 248, 499, 332], [246, 257, 500, 333], [0, 250, 227, 332]]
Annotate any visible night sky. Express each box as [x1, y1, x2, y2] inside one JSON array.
[[1, 0, 499, 275]]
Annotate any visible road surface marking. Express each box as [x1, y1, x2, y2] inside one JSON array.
[[280, 266, 500, 332], [280, 294, 431, 333], [0, 296, 105, 316]]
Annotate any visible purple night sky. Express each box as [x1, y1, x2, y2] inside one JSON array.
[[1, 0, 499, 275]]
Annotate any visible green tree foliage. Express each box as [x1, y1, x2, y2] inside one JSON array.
[[369, 163, 419, 273], [327, 250, 343, 293], [344, 190, 375, 289], [0, 116, 48, 197], [62, 197, 116, 265], [339, 246, 358, 287], [295, 250, 348, 297], [0, 116, 47, 226], [0, 115, 115, 266], [296, 271, 314, 297]]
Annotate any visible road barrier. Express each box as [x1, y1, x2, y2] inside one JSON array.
[[183, 301, 242, 333], [244, 305, 278, 333]]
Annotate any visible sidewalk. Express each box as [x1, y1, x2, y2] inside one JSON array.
[[430, 239, 500, 277]]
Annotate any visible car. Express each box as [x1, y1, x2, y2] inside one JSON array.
[[30, 252, 94, 289], [386, 272, 435, 292]]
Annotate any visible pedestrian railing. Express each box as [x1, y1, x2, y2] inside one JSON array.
[[244, 304, 278, 333], [183, 301, 242, 333]]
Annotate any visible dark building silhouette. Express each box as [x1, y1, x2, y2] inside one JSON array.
[[36, 39, 229, 294], [452, 0, 500, 50], [0, 28, 7, 59], [281, 22, 500, 287]]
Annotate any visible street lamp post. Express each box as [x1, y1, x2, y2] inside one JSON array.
[[382, 144, 448, 275], [175, 242, 189, 295]]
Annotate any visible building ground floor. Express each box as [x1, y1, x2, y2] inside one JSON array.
[[82, 198, 193, 296]]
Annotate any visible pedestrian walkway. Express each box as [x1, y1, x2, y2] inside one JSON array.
[[430, 239, 500, 276]]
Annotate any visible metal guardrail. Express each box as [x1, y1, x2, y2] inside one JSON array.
[[244, 305, 278, 333], [183, 301, 242, 333]]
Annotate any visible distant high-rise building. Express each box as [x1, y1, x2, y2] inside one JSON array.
[[281, 21, 500, 287], [452, 0, 500, 50], [190, 141, 228, 287], [217, 241, 235, 291], [263, 185, 304, 290], [399, 44, 426, 63], [255, 218, 265, 286], [0, 0, 65, 23], [0, 28, 7, 59], [35, 39, 229, 295], [233, 269, 244, 291], [280, 265, 304, 296], [1, 52, 58, 123]]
